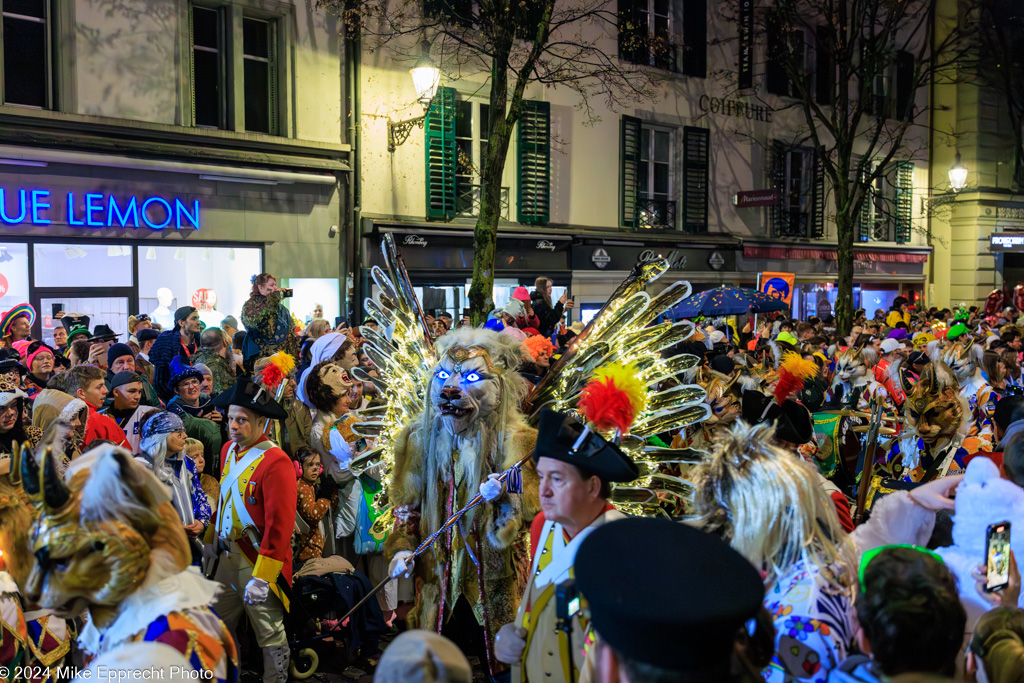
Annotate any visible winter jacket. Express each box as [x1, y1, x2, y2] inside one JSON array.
[[828, 656, 953, 682], [83, 402, 128, 449], [530, 290, 565, 337], [149, 329, 197, 401]]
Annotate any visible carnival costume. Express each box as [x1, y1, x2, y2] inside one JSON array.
[[241, 285, 300, 366], [21, 444, 237, 682], [827, 346, 889, 411], [208, 379, 295, 683]]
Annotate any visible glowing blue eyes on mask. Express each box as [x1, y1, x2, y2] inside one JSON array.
[[436, 369, 451, 380], [435, 369, 482, 383], [465, 372, 481, 383]]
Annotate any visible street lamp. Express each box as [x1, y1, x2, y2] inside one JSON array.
[[948, 151, 968, 192], [388, 40, 442, 153]]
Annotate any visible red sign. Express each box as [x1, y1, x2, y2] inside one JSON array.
[[733, 190, 780, 208], [191, 288, 218, 312], [0, 274, 9, 297]]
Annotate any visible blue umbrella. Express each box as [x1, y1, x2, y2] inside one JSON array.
[[672, 286, 789, 318]]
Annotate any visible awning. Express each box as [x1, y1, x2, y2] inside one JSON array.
[[743, 245, 929, 264]]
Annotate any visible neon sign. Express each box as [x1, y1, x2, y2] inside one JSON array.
[[0, 189, 200, 230]]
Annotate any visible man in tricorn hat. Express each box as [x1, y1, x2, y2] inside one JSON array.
[[206, 378, 295, 682], [493, 408, 639, 683]]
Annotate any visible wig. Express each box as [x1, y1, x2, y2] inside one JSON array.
[[521, 334, 554, 362], [689, 420, 856, 593]]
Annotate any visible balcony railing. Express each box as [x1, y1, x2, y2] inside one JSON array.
[[770, 208, 810, 238], [634, 198, 677, 231], [456, 183, 510, 220]]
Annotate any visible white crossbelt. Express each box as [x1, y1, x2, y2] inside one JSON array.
[[218, 440, 273, 541]]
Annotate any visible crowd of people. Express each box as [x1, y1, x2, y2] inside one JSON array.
[[0, 277, 1021, 683]]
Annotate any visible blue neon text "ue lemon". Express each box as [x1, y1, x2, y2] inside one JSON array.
[[0, 189, 200, 230]]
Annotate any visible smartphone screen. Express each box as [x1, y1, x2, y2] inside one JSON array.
[[986, 521, 1012, 592]]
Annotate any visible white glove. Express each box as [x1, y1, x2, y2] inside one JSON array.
[[244, 578, 270, 605], [479, 473, 504, 502], [494, 623, 528, 664], [389, 550, 415, 578]]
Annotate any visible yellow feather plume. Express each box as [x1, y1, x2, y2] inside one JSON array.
[[780, 352, 818, 381], [268, 351, 296, 376], [592, 362, 648, 414]]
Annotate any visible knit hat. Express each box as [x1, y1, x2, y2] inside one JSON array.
[[193, 362, 212, 378], [220, 315, 238, 329], [511, 286, 531, 302], [501, 298, 525, 319], [14, 340, 54, 373], [110, 371, 144, 390], [107, 343, 134, 367], [139, 410, 185, 443], [174, 306, 197, 327]]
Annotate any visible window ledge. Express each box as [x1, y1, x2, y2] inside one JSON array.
[[0, 106, 349, 171]]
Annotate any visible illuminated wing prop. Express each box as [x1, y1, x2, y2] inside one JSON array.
[[523, 256, 710, 512], [348, 233, 436, 482]]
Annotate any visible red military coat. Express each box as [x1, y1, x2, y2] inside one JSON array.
[[217, 435, 297, 589]]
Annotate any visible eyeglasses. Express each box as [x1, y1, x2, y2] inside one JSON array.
[[179, 379, 201, 389], [858, 544, 944, 593]]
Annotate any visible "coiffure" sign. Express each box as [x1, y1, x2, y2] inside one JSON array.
[[0, 188, 200, 230]]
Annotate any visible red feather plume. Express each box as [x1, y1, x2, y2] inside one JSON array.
[[258, 363, 286, 390], [577, 378, 637, 433]]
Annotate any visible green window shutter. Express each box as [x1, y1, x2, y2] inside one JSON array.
[[858, 166, 873, 241], [812, 151, 826, 239], [425, 86, 457, 221], [516, 100, 550, 224], [682, 126, 709, 233], [620, 115, 642, 229], [769, 140, 786, 237], [895, 161, 913, 244]]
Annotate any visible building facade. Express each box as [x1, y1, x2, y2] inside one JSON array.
[[356, 0, 932, 323], [0, 1, 349, 342]]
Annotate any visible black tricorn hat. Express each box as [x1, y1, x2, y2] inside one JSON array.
[[741, 389, 813, 445], [532, 409, 640, 483], [211, 378, 287, 420]]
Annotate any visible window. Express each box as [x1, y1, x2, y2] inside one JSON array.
[[189, 5, 280, 134], [858, 161, 913, 243], [618, 0, 705, 76], [682, 126, 709, 233], [638, 125, 675, 229], [2, 0, 51, 108], [455, 99, 490, 216], [769, 141, 825, 238], [767, 20, 809, 98], [243, 17, 276, 134], [33, 243, 133, 289], [191, 6, 224, 128]]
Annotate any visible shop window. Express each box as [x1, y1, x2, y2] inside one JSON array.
[[189, 3, 281, 135], [284, 278, 340, 326], [33, 243, 133, 289], [769, 141, 825, 239], [191, 5, 225, 129], [40, 296, 128, 347], [2, 0, 52, 108], [858, 160, 914, 244], [137, 246, 261, 330], [618, 0, 705, 76], [0, 243, 30, 311]]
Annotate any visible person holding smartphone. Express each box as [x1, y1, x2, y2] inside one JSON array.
[[530, 277, 574, 337], [240, 273, 299, 370]]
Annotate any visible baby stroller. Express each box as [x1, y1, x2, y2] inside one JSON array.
[[285, 566, 387, 679]]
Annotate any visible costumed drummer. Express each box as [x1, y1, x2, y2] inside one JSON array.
[[205, 378, 296, 683], [494, 407, 639, 683]]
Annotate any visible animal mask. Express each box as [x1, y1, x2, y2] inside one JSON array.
[[933, 340, 981, 385], [700, 370, 744, 433], [832, 347, 869, 387], [21, 445, 163, 618], [904, 363, 965, 445]]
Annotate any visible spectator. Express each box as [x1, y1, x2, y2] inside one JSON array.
[[100, 371, 152, 454], [107, 342, 159, 407], [135, 328, 159, 384], [31, 388, 88, 470], [374, 631, 471, 683], [254, 356, 309, 458], [190, 327, 237, 396], [127, 313, 152, 344], [149, 306, 201, 401], [184, 437, 218, 515], [52, 325, 68, 355], [64, 365, 127, 449], [240, 272, 299, 368], [691, 421, 857, 683], [967, 607, 1024, 683], [830, 546, 966, 681], [0, 304, 34, 348], [16, 341, 56, 400], [984, 350, 1008, 392], [530, 277, 573, 337], [300, 319, 332, 370], [294, 447, 336, 564], [994, 395, 1024, 449], [220, 315, 239, 340], [166, 358, 222, 423], [0, 380, 37, 456], [136, 410, 210, 546], [574, 517, 770, 683]]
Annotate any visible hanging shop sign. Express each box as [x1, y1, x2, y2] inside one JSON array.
[[759, 271, 795, 305], [733, 190, 780, 207], [738, 0, 754, 89], [990, 233, 1024, 252], [0, 188, 200, 230]]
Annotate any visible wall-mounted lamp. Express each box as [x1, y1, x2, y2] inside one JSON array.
[[387, 39, 442, 153]]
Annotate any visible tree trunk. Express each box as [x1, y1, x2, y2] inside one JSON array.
[[835, 209, 855, 335]]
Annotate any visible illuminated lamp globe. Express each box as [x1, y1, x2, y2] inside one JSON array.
[[949, 152, 968, 192], [410, 50, 441, 109]]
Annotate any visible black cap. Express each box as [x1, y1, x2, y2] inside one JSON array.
[[211, 378, 287, 420], [110, 371, 144, 390], [576, 518, 763, 674], [137, 328, 160, 344], [532, 409, 639, 483], [174, 306, 197, 326], [741, 390, 813, 445]]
